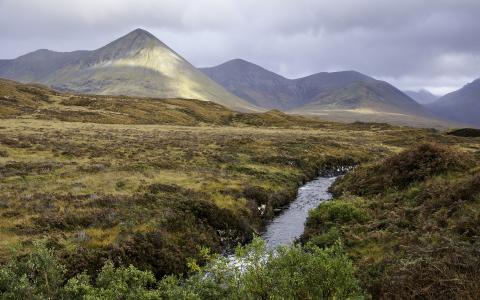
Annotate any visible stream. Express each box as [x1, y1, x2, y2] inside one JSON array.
[[261, 176, 337, 249]]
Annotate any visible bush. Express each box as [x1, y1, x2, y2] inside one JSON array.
[[308, 227, 342, 248], [165, 237, 364, 299], [0, 238, 364, 299], [64, 262, 159, 299], [308, 199, 368, 226], [0, 241, 66, 299], [375, 239, 480, 299], [60, 96, 96, 107]]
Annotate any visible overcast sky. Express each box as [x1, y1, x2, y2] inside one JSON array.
[[1, 0, 479, 95]]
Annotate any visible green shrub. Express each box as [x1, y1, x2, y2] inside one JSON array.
[[0, 238, 364, 299], [170, 237, 364, 299], [65, 262, 159, 300], [308, 227, 342, 248], [0, 241, 66, 299], [115, 180, 126, 189], [308, 199, 368, 226]]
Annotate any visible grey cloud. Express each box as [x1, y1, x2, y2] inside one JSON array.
[[1, 0, 480, 94]]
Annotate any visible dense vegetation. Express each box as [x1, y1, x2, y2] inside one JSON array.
[[0, 238, 363, 299], [303, 143, 480, 299]]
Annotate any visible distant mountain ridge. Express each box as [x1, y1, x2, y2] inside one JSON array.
[[428, 79, 480, 126], [200, 59, 379, 110], [404, 89, 439, 104], [0, 29, 259, 112], [201, 59, 428, 117]]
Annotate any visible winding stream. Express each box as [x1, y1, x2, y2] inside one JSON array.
[[261, 176, 337, 249]]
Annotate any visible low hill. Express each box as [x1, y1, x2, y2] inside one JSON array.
[[0, 78, 321, 127], [447, 128, 480, 137]]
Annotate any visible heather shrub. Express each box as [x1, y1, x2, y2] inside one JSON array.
[[332, 143, 473, 196]]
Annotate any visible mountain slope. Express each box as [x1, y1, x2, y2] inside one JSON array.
[[428, 79, 480, 125], [404, 89, 439, 104], [0, 29, 259, 112], [287, 80, 456, 128], [291, 70, 375, 106], [297, 80, 423, 114]]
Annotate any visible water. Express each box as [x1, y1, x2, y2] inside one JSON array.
[[261, 176, 337, 249]]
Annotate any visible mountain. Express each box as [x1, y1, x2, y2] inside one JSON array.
[[404, 89, 439, 104], [200, 59, 294, 109], [0, 29, 259, 112], [428, 79, 480, 125], [201, 59, 440, 126], [200, 59, 376, 110]]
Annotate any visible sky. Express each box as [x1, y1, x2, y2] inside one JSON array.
[[1, 0, 479, 95]]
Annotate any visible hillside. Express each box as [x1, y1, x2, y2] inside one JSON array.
[[290, 80, 456, 128], [0, 29, 259, 112], [428, 79, 480, 126], [1, 83, 453, 279], [294, 80, 422, 114], [0, 78, 326, 127]]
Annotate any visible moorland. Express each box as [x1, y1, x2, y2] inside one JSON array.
[[0, 78, 479, 298]]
